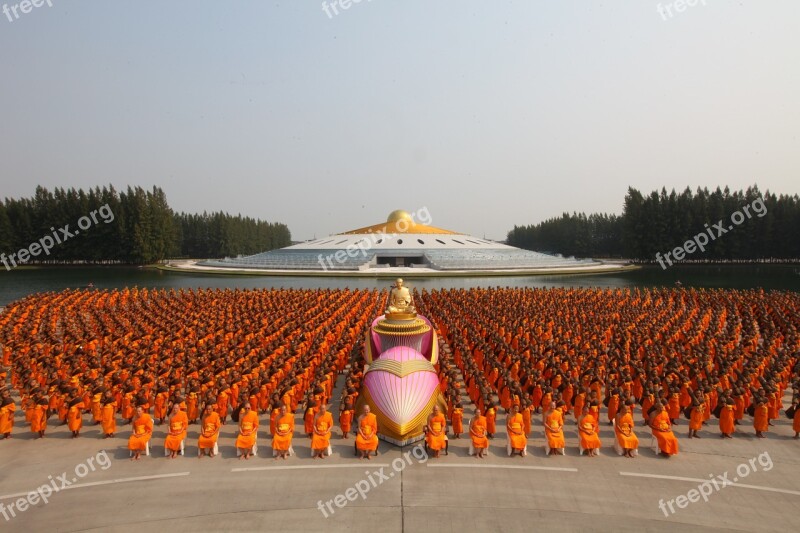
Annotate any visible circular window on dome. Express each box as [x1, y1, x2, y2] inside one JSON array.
[[397, 239, 404, 245], [417, 239, 425, 245]]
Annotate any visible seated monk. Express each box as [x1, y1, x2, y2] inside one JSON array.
[[236, 403, 259, 460], [385, 278, 416, 316], [311, 404, 333, 459], [506, 405, 527, 457], [650, 403, 679, 457], [355, 405, 379, 460], [543, 401, 565, 456], [425, 405, 447, 458], [198, 404, 221, 458], [614, 404, 639, 458], [578, 406, 601, 457], [128, 406, 153, 460], [469, 407, 489, 459], [164, 404, 189, 459], [272, 404, 294, 460]]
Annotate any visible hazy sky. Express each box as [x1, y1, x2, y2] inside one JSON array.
[[1, 1, 798, 241]]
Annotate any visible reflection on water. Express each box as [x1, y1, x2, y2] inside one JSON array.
[[0, 265, 798, 306]]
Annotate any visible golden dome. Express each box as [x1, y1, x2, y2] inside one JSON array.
[[387, 210, 413, 223]]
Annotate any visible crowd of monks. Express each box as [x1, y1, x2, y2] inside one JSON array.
[[0, 287, 798, 461]]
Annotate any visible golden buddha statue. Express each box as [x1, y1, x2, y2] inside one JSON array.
[[386, 278, 416, 317]]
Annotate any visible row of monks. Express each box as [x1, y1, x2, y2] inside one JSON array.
[[1, 287, 799, 460]]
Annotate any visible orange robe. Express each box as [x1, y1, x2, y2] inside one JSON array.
[[507, 412, 526, 450], [310, 411, 333, 451], [355, 413, 379, 451], [486, 408, 496, 434], [615, 412, 639, 450], [452, 408, 464, 435], [579, 413, 601, 450], [67, 402, 84, 432], [272, 413, 294, 451], [689, 406, 704, 431], [426, 413, 447, 451], [31, 404, 48, 433], [101, 402, 117, 435], [236, 411, 260, 450], [719, 405, 735, 435], [753, 404, 769, 432], [651, 411, 679, 455], [544, 410, 565, 449], [470, 415, 488, 448], [793, 407, 800, 434], [0, 402, 16, 435], [339, 408, 353, 434], [164, 410, 189, 451], [128, 413, 153, 451], [198, 412, 221, 449]]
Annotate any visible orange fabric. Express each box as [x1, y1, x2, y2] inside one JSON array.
[[164, 410, 189, 451], [128, 414, 153, 451], [356, 413, 379, 451], [470, 415, 488, 448], [426, 413, 447, 451], [198, 412, 221, 449], [311, 411, 334, 451], [544, 409, 565, 449], [651, 411, 679, 455], [236, 411, 260, 450], [272, 413, 294, 451], [615, 412, 639, 449]]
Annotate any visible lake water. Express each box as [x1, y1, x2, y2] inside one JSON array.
[[1, 264, 798, 307]]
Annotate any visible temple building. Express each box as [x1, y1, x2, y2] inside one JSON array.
[[190, 210, 632, 276]]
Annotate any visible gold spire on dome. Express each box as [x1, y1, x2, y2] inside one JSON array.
[[342, 210, 461, 235]]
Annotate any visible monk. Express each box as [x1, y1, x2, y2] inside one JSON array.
[[355, 405, 379, 460], [451, 402, 463, 438], [485, 403, 496, 438], [272, 404, 294, 460], [614, 404, 638, 458], [469, 407, 489, 458], [688, 401, 705, 439], [753, 397, 769, 438], [164, 404, 189, 459], [543, 401, 565, 456], [339, 398, 354, 439], [311, 403, 334, 459], [650, 403, 679, 457], [198, 404, 221, 458], [792, 400, 800, 439], [578, 406, 601, 457], [67, 397, 84, 438], [719, 399, 735, 439], [100, 394, 117, 439], [0, 396, 15, 439], [425, 405, 447, 458], [506, 405, 527, 457], [31, 397, 49, 438], [128, 406, 153, 460], [236, 403, 259, 460]]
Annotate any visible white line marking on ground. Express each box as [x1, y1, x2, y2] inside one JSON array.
[[0, 472, 191, 500], [232, 463, 392, 472], [427, 464, 578, 472], [619, 472, 800, 496]]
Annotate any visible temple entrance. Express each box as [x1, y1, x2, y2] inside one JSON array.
[[376, 255, 426, 267]]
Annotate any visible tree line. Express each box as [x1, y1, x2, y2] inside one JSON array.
[[507, 186, 800, 261], [0, 185, 291, 265]]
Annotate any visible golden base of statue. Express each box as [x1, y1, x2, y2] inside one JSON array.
[[384, 310, 417, 321]]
